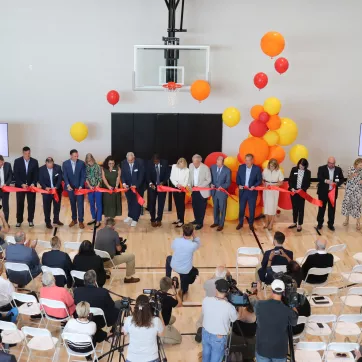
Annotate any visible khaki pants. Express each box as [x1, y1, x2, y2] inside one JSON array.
[[104, 253, 135, 277], [161, 315, 182, 345]]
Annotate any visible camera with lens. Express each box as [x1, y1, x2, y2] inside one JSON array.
[[143, 289, 163, 316], [120, 297, 131, 309], [273, 272, 305, 308], [226, 275, 250, 307], [119, 237, 127, 253]]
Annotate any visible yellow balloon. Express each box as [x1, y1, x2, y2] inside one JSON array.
[[225, 196, 239, 221], [224, 156, 239, 172], [276, 118, 298, 146], [262, 159, 270, 169], [70, 122, 88, 143], [264, 97, 281, 116], [222, 107, 241, 127], [248, 133, 253, 138], [289, 144, 308, 165], [279, 165, 284, 175], [263, 131, 280, 146]]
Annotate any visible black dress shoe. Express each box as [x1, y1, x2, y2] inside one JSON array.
[[288, 224, 297, 229], [191, 220, 198, 225], [195, 225, 203, 230], [53, 221, 64, 226], [87, 220, 96, 225], [317, 224, 323, 230], [29, 222, 34, 227], [236, 224, 243, 230], [328, 224, 335, 231], [249, 225, 255, 231], [46, 224, 53, 229], [176, 222, 184, 228]]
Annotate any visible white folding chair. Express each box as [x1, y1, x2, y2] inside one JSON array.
[[89, 307, 108, 354], [39, 298, 70, 328], [324, 342, 359, 362], [353, 253, 362, 264], [0, 321, 25, 357], [295, 341, 326, 362], [62, 332, 98, 362], [70, 270, 86, 287], [21, 326, 58, 362], [340, 287, 362, 314], [12, 292, 43, 327], [327, 244, 346, 263], [296, 249, 317, 265], [309, 287, 339, 312], [5, 235, 16, 245], [95, 249, 116, 284], [5, 262, 35, 291], [236, 247, 262, 285], [334, 314, 362, 342], [271, 265, 287, 273], [305, 314, 337, 342], [64, 241, 81, 260], [341, 265, 362, 285], [293, 316, 308, 342], [302, 267, 333, 288]]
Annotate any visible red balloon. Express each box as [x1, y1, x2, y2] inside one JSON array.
[[259, 112, 270, 123], [107, 90, 120, 106], [274, 58, 289, 74], [278, 181, 292, 210], [204, 152, 228, 168], [228, 182, 238, 195], [253, 72, 268, 90], [249, 120, 268, 137], [237, 153, 244, 164]]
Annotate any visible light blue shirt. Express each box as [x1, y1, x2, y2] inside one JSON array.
[[47, 168, 54, 188], [71, 160, 76, 174], [24, 158, 30, 174], [170, 237, 201, 274], [245, 165, 253, 187]]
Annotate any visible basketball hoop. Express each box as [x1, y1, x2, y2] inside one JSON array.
[[163, 82, 182, 107]]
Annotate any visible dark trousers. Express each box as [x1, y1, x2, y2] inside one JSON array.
[[67, 191, 84, 222], [16, 191, 36, 223], [239, 190, 258, 225], [42, 193, 62, 224], [148, 188, 166, 222], [173, 192, 185, 223], [317, 197, 336, 227], [191, 191, 207, 226], [291, 194, 305, 225], [165, 255, 198, 293], [125, 190, 141, 221], [0, 191, 9, 222]]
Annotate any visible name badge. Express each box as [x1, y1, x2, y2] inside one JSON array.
[[134, 169, 138, 172], [335, 178, 339, 182], [55, 173, 59, 177], [112, 169, 116, 172], [294, 172, 298, 175]]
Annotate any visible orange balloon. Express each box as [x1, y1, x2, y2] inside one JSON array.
[[185, 192, 192, 204], [231, 171, 237, 183], [268, 145, 286, 164], [190, 80, 211, 102], [250, 105, 264, 120], [267, 115, 281, 130], [260, 31, 285, 58], [245, 204, 263, 218], [239, 137, 269, 166]]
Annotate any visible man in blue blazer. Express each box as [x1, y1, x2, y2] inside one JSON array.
[[121, 152, 145, 227], [13, 146, 39, 227], [210, 156, 231, 231], [62, 149, 86, 229], [146, 154, 170, 227], [39, 157, 63, 229], [236, 153, 262, 231]]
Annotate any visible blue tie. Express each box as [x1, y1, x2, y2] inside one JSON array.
[[156, 165, 160, 185]]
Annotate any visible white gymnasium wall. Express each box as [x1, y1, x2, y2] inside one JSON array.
[[0, 0, 361, 175]]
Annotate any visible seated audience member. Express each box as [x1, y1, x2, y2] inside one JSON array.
[[42, 236, 73, 288], [258, 231, 293, 283], [73, 240, 106, 287], [0, 351, 16, 362], [39, 272, 76, 319], [0, 261, 14, 311], [159, 277, 182, 345], [165, 223, 200, 297], [74, 270, 120, 328], [265, 259, 303, 288], [95, 218, 140, 284], [5, 231, 41, 286], [302, 238, 334, 284], [203, 265, 230, 297]]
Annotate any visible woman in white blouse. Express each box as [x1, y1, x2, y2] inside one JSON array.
[[170, 158, 190, 228], [262, 159, 284, 230]]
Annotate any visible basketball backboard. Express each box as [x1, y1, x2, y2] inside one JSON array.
[[133, 45, 210, 91]]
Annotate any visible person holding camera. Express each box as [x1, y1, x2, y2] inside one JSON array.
[[95, 217, 140, 284], [202, 279, 238, 362], [158, 277, 182, 345], [123, 294, 164, 362], [254, 279, 298, 362]]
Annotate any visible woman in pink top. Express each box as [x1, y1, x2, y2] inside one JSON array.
[[40, 272, 76, 318]]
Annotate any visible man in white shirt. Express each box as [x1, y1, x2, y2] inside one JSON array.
[[0, 261, 15, 311], [189, 154, 211, 230], [202, 279, 238, 362]]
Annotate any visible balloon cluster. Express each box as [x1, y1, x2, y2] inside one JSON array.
[[254, 31, 289, 90]]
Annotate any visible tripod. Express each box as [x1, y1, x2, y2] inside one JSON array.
[[224, 321, 249, 361], [287, 324, 295, 362]]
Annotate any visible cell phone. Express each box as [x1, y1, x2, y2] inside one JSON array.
[[313, 296, 325, 301], [251, 282, 257, 288], [317, 323, 324, 328], [143, 289, 152, 295], [274, 249, 281, 255], [335, 353, 348, 358]]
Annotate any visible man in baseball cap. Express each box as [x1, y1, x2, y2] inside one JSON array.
[[271, 279, 285, 294]]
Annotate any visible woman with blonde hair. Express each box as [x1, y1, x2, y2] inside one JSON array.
[[341, 158, 362, 230], [85, 153, 102, 227], [262, 159, 284, 230], [170, 158, 190, 227]]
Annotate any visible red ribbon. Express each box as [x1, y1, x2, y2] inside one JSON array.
[[1, 185, 60, 203], [328, 185, 336, 207], [131, 187, 145, 206]]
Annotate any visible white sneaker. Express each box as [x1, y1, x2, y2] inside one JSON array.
[[130, 221, 138, 227], [124, 217, 133, 223]]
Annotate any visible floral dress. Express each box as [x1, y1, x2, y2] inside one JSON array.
[[341, 166, 362, 219]]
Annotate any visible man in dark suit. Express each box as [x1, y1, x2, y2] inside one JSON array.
[[39, 157, 63, 229], [13, 146, 39, 228], [316, 157, 344, 231], [146, 154, 170, 227], [121, 152, 145, 227], [0, 155, 13, 223], [236, 154, 262, 231], [62, 149, 86, 229], [0, 352, 17, 362], [210, 156, 231, 231]]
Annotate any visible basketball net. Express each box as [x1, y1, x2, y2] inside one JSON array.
[[163, 82, 182, 107]]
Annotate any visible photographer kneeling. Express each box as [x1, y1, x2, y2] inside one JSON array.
[[159, 277, 183, 345]]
